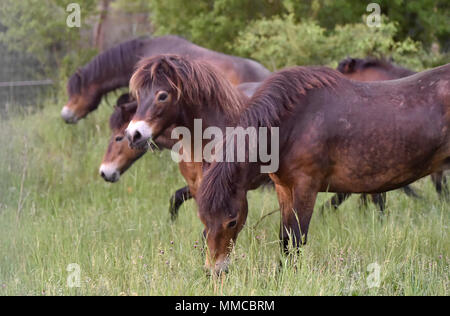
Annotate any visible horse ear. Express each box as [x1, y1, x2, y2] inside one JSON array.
[[346, 58, 356, 72], [123, 101, 138, 114], [116, 93, 131, 107], [338, 58, 357, 74], [121, 101, 138, 123]]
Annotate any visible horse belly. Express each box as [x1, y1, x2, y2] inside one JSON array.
[[326, 118, 445, 193], [325, 169, 422, 193]]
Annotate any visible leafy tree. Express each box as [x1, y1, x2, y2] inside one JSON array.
[[286, 0, 450, 51], [148, 0, 285, 53], [378, 0, 449, 51]]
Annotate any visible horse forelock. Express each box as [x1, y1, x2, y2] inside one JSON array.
[[130, 55, 245, 118]]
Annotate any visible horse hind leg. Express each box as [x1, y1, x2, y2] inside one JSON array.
[[370, 193, 387, 213], [169, 186, 193, 221], [431, 172, 449, 200], [444, 176, 449, 200], [401, 185, 421, 199], [320, 193, 352, 213], [359, 194, 369, 208]]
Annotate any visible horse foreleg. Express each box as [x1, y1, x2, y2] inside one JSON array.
[[275, 177, 319, 255], [168, 186, 193, 221]]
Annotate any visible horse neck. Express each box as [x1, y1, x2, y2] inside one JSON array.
[[86, 43, 144, 95], [214, 160, 267, 200], [98, 74, 132, 95], [181, 99, 242, 132]]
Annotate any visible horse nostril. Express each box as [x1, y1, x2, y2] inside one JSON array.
[[101, 172, 106, 179], [132, 131, 142, 143]]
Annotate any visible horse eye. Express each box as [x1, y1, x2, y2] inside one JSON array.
[[157, 92, 169, 102], [228, 220, 237, 229], [115, 136, 124, 142]]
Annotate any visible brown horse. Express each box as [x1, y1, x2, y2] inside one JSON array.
[[337, 57, 415, 81], [337, 57, 448, 202], [197, 64, 450, 274], [123, 55, 270, 225], [100, 79, 261, 219], [62, 35, 270, 123], [99, 93, 191, 219], [99, 93, 175, 183]]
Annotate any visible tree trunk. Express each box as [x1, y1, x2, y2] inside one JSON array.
[[94, 0, 111, 52]]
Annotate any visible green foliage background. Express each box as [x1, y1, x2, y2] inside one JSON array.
[[147, 0, 449, 70], [0, 0, 448, 80]]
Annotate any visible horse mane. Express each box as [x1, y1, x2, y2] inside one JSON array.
[[199, 66, 341, 215], [67, 37, 149, 96], [109, 95, 137, 130], [240, 66, 340, 128], [338, 57, 415, 78], [129, 54, 246, 120]]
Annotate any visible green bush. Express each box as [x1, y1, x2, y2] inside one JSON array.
[[148, 0, 449, 57], [234, 14, 444, 71]]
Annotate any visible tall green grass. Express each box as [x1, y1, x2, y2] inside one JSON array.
[[0, 102, 448, 296]]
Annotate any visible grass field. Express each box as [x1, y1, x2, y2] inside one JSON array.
[[0, 101, 448, 296]]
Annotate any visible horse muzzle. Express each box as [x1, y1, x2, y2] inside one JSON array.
[[125, 121, 153, 150], [99, 163, 121, 183], [205, 257, 230, 276], [61, 106, 79, 124]]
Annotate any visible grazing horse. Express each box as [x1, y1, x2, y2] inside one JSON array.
[[100, 76, 261, 219], [99, 93, 176, 183], [123, 55, 270, 223], [196, 64, 450, 274], [61, 35, 270, 123], [337, 57, 448, 202], [99, 94, 190, 219]]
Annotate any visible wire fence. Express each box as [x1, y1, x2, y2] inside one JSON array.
[[0, 41, 56, 116]]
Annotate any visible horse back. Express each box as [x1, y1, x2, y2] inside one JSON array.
[[276, 65, 450, 192], [141, 36, 270, 84]]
